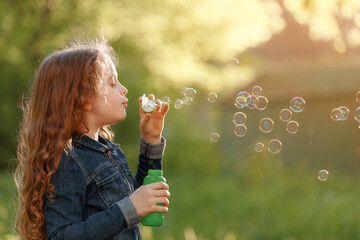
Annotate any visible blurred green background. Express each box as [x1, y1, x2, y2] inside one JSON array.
[[1, 0, 360, 239]]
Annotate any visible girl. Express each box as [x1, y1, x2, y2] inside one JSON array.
[[15, 37, 170, 239]]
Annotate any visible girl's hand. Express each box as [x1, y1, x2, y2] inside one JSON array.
[[130, 182, 170, 218], [138, 94, 169, 144]]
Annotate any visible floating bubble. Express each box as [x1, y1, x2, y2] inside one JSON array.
[[233, 112, 247, 125], [207, 93, 218, 103], [162, 96, 170, 104], [237, 91, 251, 99], [338, 106, 350, 121], [235, 96, 247, 109], [279, 109, 292, 122], [174, 99, 184, 109], [268, 139, 282, 154], [141, 94, 158, 113], [255, 142, 265, 152], [228, 58, 239, 67], [286, 120, 299, 134], [356, 91, 360, 104], [318, 170, 329, 181], [290, 97, 305, 113], [184, 88, 197, 98], [183, 97, 193, 105], [330, 108, 343, 121], [195, 72, 208, 82], [246, 95, 257, 109], [355, 106, 360, 122], [234, 124, 247, 137], [255, 96, 268, 110], [210, 133, 220, 142], [251, 86, 262, 96], [259, 117, 274, 133], [181, 87, 188, 96]]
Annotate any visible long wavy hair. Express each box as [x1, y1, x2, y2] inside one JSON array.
[[15, 37, 118, 239]]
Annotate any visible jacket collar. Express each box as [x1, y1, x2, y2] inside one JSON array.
[[74, 134, 119, 152]]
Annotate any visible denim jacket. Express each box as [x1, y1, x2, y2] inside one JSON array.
[[43, 134, 166, 240]]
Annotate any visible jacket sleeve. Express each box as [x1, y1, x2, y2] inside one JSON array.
[[133, 136, 166, 189], [44, 153, 131, 240]]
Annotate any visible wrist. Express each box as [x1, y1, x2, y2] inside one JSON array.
[[142, 135, 161, 144]]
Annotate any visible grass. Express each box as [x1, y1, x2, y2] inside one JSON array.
[[1, 167, 360, 240], [0, 170, 18, 239]]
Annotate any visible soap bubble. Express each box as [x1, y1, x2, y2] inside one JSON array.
[[290, 97, 305, 113], [181, 87, 188, 96], [255, 96, 268, 110], [356, 91, 360, 103], [355, 106, 360, 122], [286, 120, 299, 134], [318, 170, 329, 181], [268, 139, 282, 154], [233, 112, 247, 125], [255, 142, 265, 152], [338, 106, 350, 121], [235, 96, 247, 109], [234, 124, 247, 137], [259, 117, 274, 133], [246, 95, 257, 109], [251, 86, 263, 96], [207, 93, 218, 103], [162, 96, 170, 104], [279, 109, 292, 122], [184, 88, 197, 98], [174, 99, 184, 109], [237, 91, 251, 99], [183, 97, 193, 105], [210, 133, 220, 142], [141, 95, 157, 113], [228, 58, 239, 67], [330, 108, 343, 121], [195, 72, 208, 82]]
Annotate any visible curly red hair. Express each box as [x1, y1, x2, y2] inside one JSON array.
[[15, 37, 117, 239]]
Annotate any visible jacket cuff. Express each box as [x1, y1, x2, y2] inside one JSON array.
[[140, 136, 166, 159], [116, 197, 140, 227]]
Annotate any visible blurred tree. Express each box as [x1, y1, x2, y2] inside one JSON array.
[[1, 0, 360, 171]]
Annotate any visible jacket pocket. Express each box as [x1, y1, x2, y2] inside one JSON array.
[[95, 166, 128, 208]]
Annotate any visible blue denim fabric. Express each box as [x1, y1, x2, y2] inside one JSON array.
[[43, 135, 166, 240]]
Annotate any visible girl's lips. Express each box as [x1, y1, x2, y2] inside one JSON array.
[[122, 100, 128, 108]]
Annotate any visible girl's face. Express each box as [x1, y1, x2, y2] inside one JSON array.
[[86, 59, 128, 128]]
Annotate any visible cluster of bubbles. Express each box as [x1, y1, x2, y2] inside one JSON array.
[[174, 87, 197, 109], [255, 96, 305, 154], [254, 139, 282, 154], [175, 63, 337, 182], [234, 86, 268, 111], [330, 106, 350, 121], [331, 91, 360, 128], [279, 97, 305, 134]]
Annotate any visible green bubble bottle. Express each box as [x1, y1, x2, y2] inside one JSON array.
[[141, 169, 166, 227]]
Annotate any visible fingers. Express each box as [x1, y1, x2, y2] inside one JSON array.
[[155, 99, 162, 112], [147, 181, 169, 190], [154, 205, 169, 213], [154, 189, 170, 198], [161, 102, 170, 115]]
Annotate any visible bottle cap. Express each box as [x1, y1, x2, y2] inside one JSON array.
[[148, 169, 163, 176]]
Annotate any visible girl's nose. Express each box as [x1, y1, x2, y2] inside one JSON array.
[[120, 85, 128, 96]]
